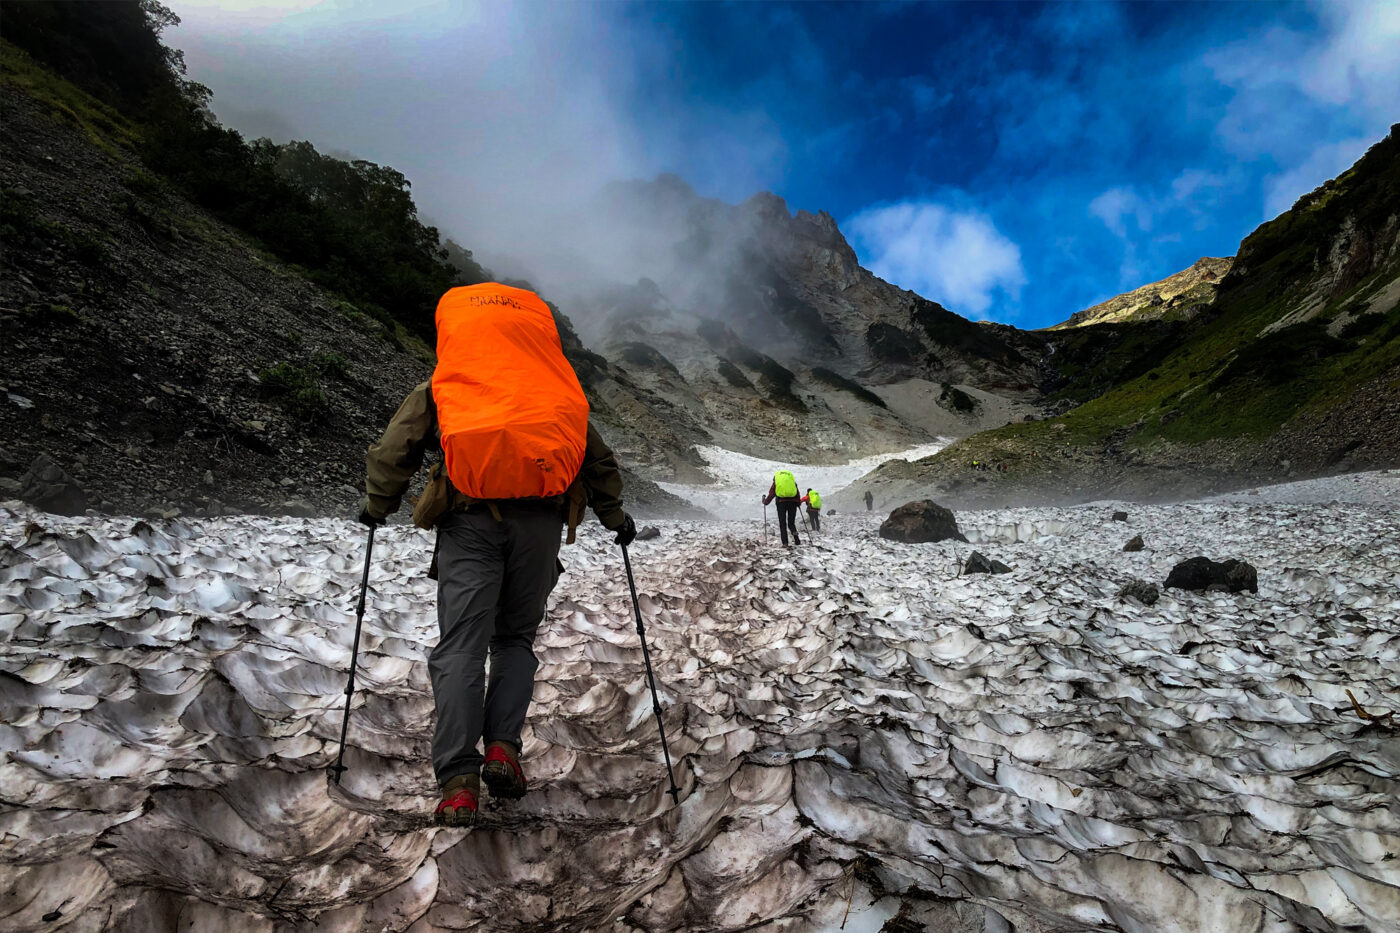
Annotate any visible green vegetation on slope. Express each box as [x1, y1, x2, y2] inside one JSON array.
[[1042, 320, 1187, 405], [0, 39, 140, 156], [944, 126, 1400, 464], [1, 2, 487, 340]]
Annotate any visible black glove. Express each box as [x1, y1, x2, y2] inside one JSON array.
[[357, 500, 386, 528], [613, 513, 636, 547]]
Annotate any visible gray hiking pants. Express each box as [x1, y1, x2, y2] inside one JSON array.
[[430, 506, 562, 785], [775, 498, 801, 545]]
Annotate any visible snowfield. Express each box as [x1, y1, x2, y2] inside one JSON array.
[[1, 472, 1398, 932], [659, 442, 951, 520]]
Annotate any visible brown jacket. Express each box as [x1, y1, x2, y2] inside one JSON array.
[[364, 381, 627, 540]]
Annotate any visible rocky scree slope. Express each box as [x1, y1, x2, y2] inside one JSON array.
[[577, 280, 1012, 468], [0, 68, 687, 520], [844, 126, 1400, 510]]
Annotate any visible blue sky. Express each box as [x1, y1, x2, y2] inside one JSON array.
[[172, 1, 1398, 328]]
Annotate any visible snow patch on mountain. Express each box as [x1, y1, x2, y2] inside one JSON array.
[[659, 442, 950, 520]]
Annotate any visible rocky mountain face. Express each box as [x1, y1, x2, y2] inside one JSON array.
[[1049, 256, 1233, 329], [0, 75, 690, 520], [846, 126, 1400, 509], [551, 177, 1048, 465], [582, 176, 1046, 390]]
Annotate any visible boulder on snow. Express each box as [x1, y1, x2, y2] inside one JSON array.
[[964, 551, 1011, 575], [1164, 556, 1258, 594], [1123, 534, 1145, 552], [1112, 510, 1129, 522], [1117, 579, 1160, 605], [879, 500, 967, 544], [17, 454, 87, 515], [636, 525, 661, 541]]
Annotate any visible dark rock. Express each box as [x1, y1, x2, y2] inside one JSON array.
[[1117, 579, 1160, 605], [17, 454, 88, 515], [964, 551, 1012, 575], [879, 500, 967, 544], [279, 498, 318, 518], [1226, 562, 1260, 593], [636, 525, 661, 541], [1164, 556, 1259, 594], [1112, 511, 1129, 522], [1123, 534, 1145, 552]]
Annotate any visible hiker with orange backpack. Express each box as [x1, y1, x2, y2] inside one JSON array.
[[358, 283, 636, 827], [762, 469, 802, 547]]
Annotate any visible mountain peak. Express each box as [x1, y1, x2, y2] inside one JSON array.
[[740, 190, 791, 221], [1051, 256, 1234, 329]]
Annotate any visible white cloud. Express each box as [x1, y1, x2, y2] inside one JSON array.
[[1263, 136, 1374, 219], [1089, 187, 1153, 239], [1301, 1, 1400, 109], [845, 201, 1025, 319], [1169, 169, 1225, 205], [1202, 1, 1399, 217]]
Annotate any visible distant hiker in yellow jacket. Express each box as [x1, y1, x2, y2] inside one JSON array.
[[801, 488, 822, 531], [762, 469, 802, 547]]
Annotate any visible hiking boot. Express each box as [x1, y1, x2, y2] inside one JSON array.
[[481, 741, 527, 799], [434, 773, 479, 827]]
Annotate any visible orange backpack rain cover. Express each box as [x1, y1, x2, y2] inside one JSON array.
[[432, 283, 589, 500]]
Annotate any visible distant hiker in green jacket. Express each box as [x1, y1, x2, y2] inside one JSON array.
[[762, 469, 802, 547], [801, 488, 822, 531]]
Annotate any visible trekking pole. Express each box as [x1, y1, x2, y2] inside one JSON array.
[[331, 524, 375, 784], [621, 543, 682, 805], [762, 500, 769, 542]]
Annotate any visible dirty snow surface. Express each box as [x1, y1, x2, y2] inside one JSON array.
[[2, 473, 1398, 933]]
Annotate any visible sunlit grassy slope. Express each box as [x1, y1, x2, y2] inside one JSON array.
[[958, 127, 1400, 462]]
